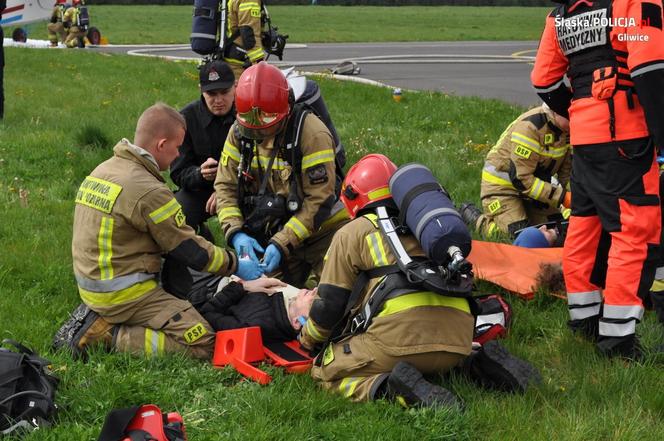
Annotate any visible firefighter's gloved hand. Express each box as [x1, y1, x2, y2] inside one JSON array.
[[231, 232, 264, 263], [236, 258, 263, 281], [260, 244, 282, 273]]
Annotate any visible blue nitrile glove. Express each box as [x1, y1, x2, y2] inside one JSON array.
[[231, 232, 264, 263], [260, 244, 282, 273], [236, 257, 264, 281]]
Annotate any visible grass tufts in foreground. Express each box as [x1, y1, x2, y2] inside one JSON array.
[[1, 48, 663, 440]]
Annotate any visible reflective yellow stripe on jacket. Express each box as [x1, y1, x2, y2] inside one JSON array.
[[377, 291, 471, 317], [366, 231, 389, 266], [97, 217, 114, 280], [149, 198, 181, 224], [302, 149, 335, 169], [79, 279, 158, 308], [205, 246, 226, 273], [219, 206, 243, 221], [285, 216, 311, 240], [512, 132, 568, 158]]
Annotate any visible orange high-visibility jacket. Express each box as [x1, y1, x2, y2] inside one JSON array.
[[532, 0, 664, 147]]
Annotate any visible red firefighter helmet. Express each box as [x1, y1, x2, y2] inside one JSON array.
[[235, 62, 290, 140], [72, 0, 82, 5], [340, 154, 398, 219], [56, 0, 66, 4]]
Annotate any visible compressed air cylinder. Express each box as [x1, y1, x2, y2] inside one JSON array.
[[389, 163, 471, 264], [191, 0, 220, 55]]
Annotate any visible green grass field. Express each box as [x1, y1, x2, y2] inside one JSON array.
[[1, 47, 663, 440], [21, 5, 551, 44]]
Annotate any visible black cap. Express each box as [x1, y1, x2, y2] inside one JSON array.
[[199, 60, 235, 92]]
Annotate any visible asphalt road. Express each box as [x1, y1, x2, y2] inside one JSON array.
[[92, 41, 541, 107]]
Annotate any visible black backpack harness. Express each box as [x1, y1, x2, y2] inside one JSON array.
[[315, 206, 476, 364]]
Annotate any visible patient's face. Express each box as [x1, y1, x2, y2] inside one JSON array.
[[292, 289, 316, 316], [289, 288, 316, 329]]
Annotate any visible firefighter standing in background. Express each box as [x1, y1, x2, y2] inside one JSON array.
[[171, 60, 236, 237], [53, 103, 262, 359], [223, 0, 266, 81], [215, 62, 346, 286], [532, 0, 664, 358], [63, 0, 86, 48], [459, 105, 572, 239], [47, 0, 68, 47], [299, 154, 540, 406]]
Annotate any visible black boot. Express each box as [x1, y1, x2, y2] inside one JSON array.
[[462, 341, 542, 393], [568, 316, 600, 342], [650, 291, 664, 326], [458, 202, 482, 230], [597, 335, 643, 361], [385, 362, 462, 410], [53, 304, 116, 359]]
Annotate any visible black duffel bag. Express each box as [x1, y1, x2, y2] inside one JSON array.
[[0, 339, 59, 436]]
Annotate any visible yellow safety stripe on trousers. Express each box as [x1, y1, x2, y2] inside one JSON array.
[[376, 291, 471, 318], [301, 149, 335, 170], [481, 170, 515, 189], [149, 198, 182, 225], [79, 279, 158, 308], [97, 217, 114, 280], [219, 206, 243, 221], [304, 319, 325, 342], [339, 377, 361, 398], [205, 246, 226, 273], [76, 176, 123, 214], [366, 232, 389, 266], [247, 47, 265, 62], [527, 177, 546, 201], [511, 132, 568, 158], [285, 216, 311, 240], [144, 328, 165, 357], [367, 186, 390, 201], [651, 279, 664, 292]]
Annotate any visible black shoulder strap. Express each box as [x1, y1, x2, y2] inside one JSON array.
[[281, 104, 309, 171], [396, 182, 444, 227]]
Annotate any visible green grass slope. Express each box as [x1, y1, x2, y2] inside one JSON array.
[[21, 5, 550, 44], [0, 48, 662, 440]]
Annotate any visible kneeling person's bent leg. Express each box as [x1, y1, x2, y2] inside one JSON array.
[[113, 289, 215, 359], [311, 333, 464, 402]]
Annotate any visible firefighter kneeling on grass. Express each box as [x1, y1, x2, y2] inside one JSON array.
[[460, 104, 572, 240], [299, 154, 541, 408], [63, 0, 88, 48], [47, 0, 67, 47], [53, 103, 262, 359], [214, 62, 347, 286]]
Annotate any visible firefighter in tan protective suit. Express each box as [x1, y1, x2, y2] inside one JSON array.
[[63, 0, 86, 48], [299, 154, 541, 408], [215, 62, 347, 286], [460, 105, 572, 239], [47, 0, 67, 47], [223, 0, 266, 81], [53, 103, 263, 359]]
